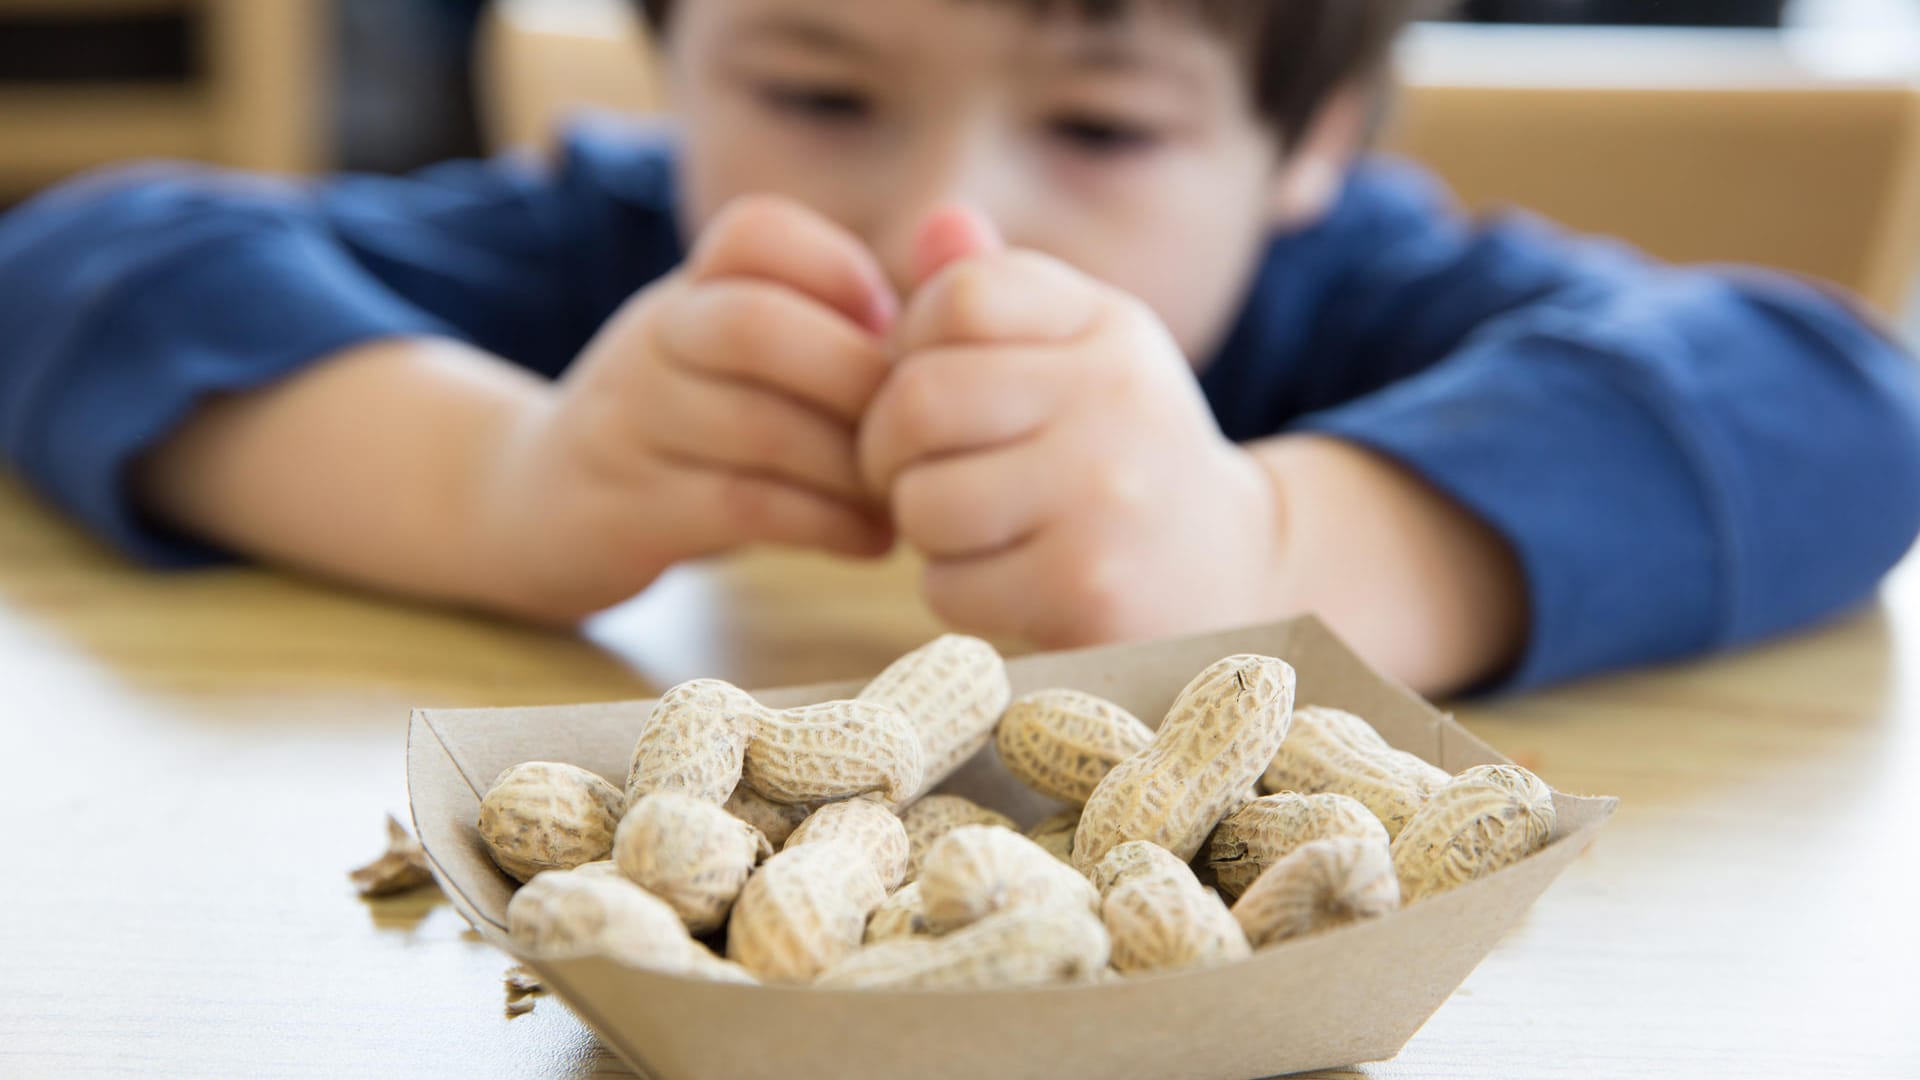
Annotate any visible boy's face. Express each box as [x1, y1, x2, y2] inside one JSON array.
[[663, 0, 1302, 362]]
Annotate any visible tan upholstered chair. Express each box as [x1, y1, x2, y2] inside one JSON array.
[[476, 0, 663, 149], [1386, 25, 1920, 316], [0, 0, 327, 196]]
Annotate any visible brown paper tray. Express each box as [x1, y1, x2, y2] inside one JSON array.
[[409, 615, 1615, 1080]]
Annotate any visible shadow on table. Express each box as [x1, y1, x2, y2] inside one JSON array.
[[0, 476, 667, 714]]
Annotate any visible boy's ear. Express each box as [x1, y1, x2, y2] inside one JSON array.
[[1267, 85, 1372, 231]]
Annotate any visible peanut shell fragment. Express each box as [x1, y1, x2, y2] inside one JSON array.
[[864, 881, 929, 944], [724, 785, 811, 848]]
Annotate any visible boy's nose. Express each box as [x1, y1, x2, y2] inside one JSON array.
[[877, 200, 1015, 299], [875, 143, 1020, 297], [907, 205, 1005, 291]]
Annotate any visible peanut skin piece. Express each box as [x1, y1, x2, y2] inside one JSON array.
[[723, 785, 812, 848], [1392, 764, 1556, 902], [1074, 655, 1297, 872], [478, 762, 625, 883], [785, 796, 912, 893], [743, 698, 925, 806], [626, 679, 758, 808], [1204, 791, 1389, 902], [613, 792, 771, 934], [1232, 836, 1400, 948], [1094, 842, 1250, 974], [996, 689, 1155, 805], [726, 838, 888, 984], [858, 635, 1011, 804], [918, 825, 1100, 935], [864, 881, 928, 944], [899, 794, 1018, 883], [1260, 705, 1450, 840], [506, 868, 757, 984], [1026, 809, 1081, 865], [819, 905, 1111, 990]]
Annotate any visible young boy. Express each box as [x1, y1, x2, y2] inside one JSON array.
[[1, 0, 1917, 696]]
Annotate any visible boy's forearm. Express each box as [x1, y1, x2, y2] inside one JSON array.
[[1247, 435, 1528, 696], [132, 337, 552, 614]]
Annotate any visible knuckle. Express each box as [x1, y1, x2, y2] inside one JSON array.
[[675, 283, 786, 377], [893, 466, 980, 549], [714, 472, 775, 533], [1058, 550, 1132, 644], [883, 359, 947, 441], [707, 193, 799, 243], [734, 401, 795, 466], [890, 469, 942, 543], [1088, 461, 1152, 518], [712, 288, 786, 365]]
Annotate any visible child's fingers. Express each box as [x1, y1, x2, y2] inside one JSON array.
[[657, 280, 892, 423], [894, 250, 1103, 355], [911, 203, 1004, 288], [890, 441, 1056, 559], [687, 194, 899, 336], [642, 370, 869, 505], [918, 532, 1107, 647], [858, 343, 1072, 496], [670, 466, 894, 560]]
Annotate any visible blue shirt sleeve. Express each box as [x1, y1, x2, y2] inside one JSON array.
[[1202, 158, 1920, 690], [0, 121, 684, 566]]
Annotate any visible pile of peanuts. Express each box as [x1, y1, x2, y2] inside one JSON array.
[[478, 637, 1556, 991]]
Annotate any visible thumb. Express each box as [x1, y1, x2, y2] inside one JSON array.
[[911, 204, 1005, 290]]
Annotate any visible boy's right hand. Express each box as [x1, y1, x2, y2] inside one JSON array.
[[474, 196, 899, 622]]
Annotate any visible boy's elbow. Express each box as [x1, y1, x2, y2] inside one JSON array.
[[1778, 322, 1920, 630], [1700, 277, 1920, 646]]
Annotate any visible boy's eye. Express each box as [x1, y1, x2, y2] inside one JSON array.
[[758, 83, 872, 124], [1047, 115, 1160, 155]]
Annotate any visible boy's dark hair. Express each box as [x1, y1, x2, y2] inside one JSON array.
[[633, 0, 1423, 149]]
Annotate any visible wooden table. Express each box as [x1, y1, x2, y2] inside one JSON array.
[[0, 474, 1914, 1079]]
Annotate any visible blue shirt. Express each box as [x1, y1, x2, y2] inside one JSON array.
[[3, 123, 1918, 690]]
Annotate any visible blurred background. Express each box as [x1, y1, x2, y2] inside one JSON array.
[[0, 0, 1915, 337]]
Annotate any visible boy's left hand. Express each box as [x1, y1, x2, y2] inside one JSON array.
[[859, 214, 1281, 647]]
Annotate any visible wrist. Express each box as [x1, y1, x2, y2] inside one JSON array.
[[1247, 434, 1527, 694], [1220, 440, 1295, 625], [462, 384, 584, 624]]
